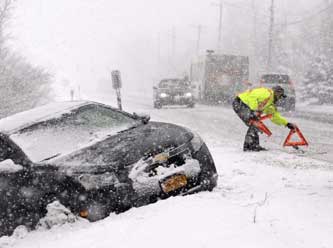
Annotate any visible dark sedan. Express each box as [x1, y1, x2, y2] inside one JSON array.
[[0, 101, 217, 236], [153, 78, 196, 108]]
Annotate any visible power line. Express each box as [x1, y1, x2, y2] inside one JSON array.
[[275, 3, 333, 27], [222, 0, 333, 28]]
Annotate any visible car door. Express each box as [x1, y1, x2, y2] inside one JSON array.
[[0, 134, 42, 236], [0, 158, 34, 236]]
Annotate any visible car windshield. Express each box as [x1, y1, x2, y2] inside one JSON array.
[[9, 104, 140, 162], [159, 80, 189, 88], [261, 74, 290, 84]]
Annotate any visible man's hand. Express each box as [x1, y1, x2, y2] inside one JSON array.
[[255, 111, 263, 116], [286, 122, 297, 130]]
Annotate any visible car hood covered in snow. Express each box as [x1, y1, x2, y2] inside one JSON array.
[[42, 122, 193, 173]]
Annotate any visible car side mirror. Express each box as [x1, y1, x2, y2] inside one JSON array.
[[0, 159, 24, 173], [153, 86, 157, 90], [133, 112, 150, 124]]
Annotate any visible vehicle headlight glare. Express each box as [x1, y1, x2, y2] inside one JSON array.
[[160, 93, 168, 98], [185, 92, 192, 97]]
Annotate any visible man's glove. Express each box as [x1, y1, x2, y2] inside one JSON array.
[[286, 122, 297, 130], [255, 111, 263, 116]]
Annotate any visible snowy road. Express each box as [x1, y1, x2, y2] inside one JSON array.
[[1, 94, 333, 248], [125, 93, 333, 164]]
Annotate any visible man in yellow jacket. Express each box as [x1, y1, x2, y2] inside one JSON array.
[[232, 85, 297, 151]]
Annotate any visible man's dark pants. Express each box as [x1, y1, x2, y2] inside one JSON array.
[[232, 97, 260, 150]]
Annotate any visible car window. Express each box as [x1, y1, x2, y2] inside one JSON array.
[[0, 133, 16, 163], [261, 74, 290, 84], [159, 80, 188, 88], [9, 104, 140, 162]]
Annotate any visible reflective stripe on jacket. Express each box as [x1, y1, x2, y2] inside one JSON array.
[[238, 87, 288, 126]]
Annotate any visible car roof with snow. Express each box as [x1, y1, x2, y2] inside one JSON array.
[[0, 101, 92, 135]]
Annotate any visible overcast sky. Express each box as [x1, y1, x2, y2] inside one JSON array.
[[8, 0, 324, 98]]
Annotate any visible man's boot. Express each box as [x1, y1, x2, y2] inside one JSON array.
[[243, 126, 267, 152]]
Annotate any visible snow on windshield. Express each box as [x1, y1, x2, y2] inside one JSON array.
[[10, 105, 139, 162]]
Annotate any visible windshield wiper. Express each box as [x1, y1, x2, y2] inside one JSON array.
[[117, 124, 141, 134], [39, 153, 62, 162]]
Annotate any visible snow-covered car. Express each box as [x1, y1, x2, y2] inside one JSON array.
[[260, 73, 296, 111], [153, 78, 196, 108], [0, 101, 217, 236]]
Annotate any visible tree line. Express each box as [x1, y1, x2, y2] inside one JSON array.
[[0, 0, 52, 118]]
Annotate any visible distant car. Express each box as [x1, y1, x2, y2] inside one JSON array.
[[0, 101, 217, 237], [153, 78, 195, 108], [260, 74, 296, 111]]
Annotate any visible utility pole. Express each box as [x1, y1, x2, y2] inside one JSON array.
[[323, 0, 333, 56], [171, 26, 176, 61], [251, 0, 257, 81], [267, 0, 274, 72], [218, 1, 223, 51], [156, 33, 161, 77], [167, 26, 176, 72], [191, 25, 203, 56], [196, 25, 202, 56], [111, 70, 123, 111], [78, 85, 81, 100], [212, 0, 224, 52]]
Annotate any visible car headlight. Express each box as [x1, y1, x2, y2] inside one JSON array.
[[190, 131, 204, 152], [159, 93, 168, 98], [185, 92, 192, 98]]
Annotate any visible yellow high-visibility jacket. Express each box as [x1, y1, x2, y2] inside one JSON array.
[[238, 87, 288, 126]]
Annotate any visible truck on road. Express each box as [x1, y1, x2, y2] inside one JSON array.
[[190, 51, 250, 104]]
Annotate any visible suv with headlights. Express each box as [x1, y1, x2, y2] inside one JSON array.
[[260, 73, 296, 111], [153, 78, 195, 108]]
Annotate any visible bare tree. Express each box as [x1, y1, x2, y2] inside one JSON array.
[[0, 0, 13, 54], [0, 0, 53, 118], [299, 2, 333, 104]]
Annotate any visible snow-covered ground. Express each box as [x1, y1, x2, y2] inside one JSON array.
[[1, 92, 333, 248]]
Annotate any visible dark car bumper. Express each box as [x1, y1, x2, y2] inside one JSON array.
[[155, 96, 195, 106]]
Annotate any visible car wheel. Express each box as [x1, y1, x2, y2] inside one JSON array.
[[154, 102, 162, 109], [187, 103, 195, 108], [193, 144, 218, 192]]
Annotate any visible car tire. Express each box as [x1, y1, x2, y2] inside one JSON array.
[[193, 144, 218, 192], [187, 103, 195, 108], [154, 102, 162, 109]]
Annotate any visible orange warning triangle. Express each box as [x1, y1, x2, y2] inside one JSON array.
[[283, 127, 309, 147], [250, 120, 272, 136], [259, 114, 272, 121], [248, 114, 273, 137]]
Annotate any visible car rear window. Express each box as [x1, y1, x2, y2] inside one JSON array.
[[9, 104, 140, 162], [261, 74, 290, 84]]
